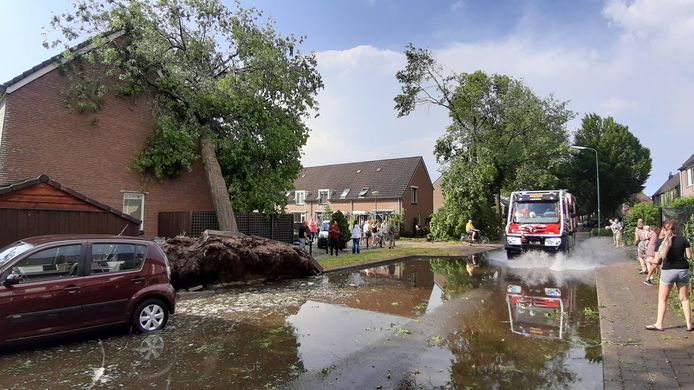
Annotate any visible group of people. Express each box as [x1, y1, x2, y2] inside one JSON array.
[[608, 218, 624, 247], [631, 219, 693, 332], [351, 219, 396, 254]]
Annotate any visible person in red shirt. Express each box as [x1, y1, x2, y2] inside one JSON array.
[[328, 221, 341, 256]]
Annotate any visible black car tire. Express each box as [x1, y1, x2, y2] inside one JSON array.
[[132, 298, 169, 333]]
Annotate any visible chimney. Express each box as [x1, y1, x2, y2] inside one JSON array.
[[668, 171, 673, 179]]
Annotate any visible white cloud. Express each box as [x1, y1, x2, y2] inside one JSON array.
[[302, 0, 694, 195]]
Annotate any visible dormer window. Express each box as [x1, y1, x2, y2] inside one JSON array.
[[358, 188, 369, 198], [340, 188, 350, 199], [318, 189, 330, 204], [295, 190, 306, 205]]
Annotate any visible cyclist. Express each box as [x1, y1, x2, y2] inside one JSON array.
[[466, 219, 480, 243]]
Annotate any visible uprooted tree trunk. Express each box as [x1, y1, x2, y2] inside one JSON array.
[[200, 133, 239, 233], [161, 235, 323, 290]]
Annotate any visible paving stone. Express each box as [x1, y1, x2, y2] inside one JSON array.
[[604, 380, 624, 390], [621, 379, 652, 390]]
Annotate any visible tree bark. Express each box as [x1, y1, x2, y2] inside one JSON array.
[[200, 133, 238, 233]]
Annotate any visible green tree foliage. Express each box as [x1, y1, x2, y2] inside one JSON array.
[[623, 202, 659, 245], [395, 45, 573, 238], [331, 210, 350, 244], [560, 114, 651, 219], [48, 0, 323, 224]]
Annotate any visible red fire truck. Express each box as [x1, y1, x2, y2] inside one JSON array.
[[504, 190, 577, 257]]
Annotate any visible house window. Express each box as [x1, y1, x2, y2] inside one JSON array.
[[318, 189, 330, 204], [411, 186, 418, 204], [358, 188, 369, 198], [293, 212, 306, 223], [122, 193, 144, 231], [340, 188, 350, 199], [295, 190, 306, 205], [688, 168, 693, 187]]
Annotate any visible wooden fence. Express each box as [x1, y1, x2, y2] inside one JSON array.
[[158, 211, 294, 244], [0, 209, 140, 248]]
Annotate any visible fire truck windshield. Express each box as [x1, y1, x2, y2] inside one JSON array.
[[513, 201, 560, 224]]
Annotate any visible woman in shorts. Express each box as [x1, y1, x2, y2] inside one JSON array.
[[634, 219, 649, 274], [645, 220, 693, 331]]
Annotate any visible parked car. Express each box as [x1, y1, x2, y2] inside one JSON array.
[[0, 235, 176, 347]]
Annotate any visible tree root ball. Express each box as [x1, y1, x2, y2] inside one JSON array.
[[161, 235, 323, 290]]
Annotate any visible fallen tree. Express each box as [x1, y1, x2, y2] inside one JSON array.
[[161, 234, 322, 290]]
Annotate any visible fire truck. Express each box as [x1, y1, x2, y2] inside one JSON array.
[[504, 190, 577, 257]]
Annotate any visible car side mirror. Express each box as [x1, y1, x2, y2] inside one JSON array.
[[3, 273, 22, 287]]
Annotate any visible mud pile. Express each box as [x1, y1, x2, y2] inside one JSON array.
[[161, 235, 323, 290]]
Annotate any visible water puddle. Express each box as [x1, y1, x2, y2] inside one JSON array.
[[0, 250, 604, 389]]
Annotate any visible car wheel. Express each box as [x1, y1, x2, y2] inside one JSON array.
[[133, 299, 169, 333]]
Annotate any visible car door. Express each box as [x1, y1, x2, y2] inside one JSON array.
[[81, 242, 149, 327], [0, 244, 85, 342]]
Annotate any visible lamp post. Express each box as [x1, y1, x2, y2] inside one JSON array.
[[570, 145, 601, 227], [372, 191, 379, 220]]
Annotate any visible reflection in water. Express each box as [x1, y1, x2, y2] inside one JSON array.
[[0, 255, 602, 389]]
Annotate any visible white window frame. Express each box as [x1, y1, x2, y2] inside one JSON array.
[[340, 188, 350, 199], [318, 189, 330, 204], [123, 192, 145, 230], [295, 190, 306, 205], [411, 186, 418, 204], [688, 168, 693, 187]]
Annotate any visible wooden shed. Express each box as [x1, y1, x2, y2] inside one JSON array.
[[0, 175, 141, 248]]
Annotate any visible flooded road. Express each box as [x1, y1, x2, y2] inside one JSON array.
[[0, 238, 619, 389]]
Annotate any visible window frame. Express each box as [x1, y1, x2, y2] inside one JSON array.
[[318, 189, 330, 204], [123, 192, 145, 231], [411, 186, 418, 204], [9, 244, 84, 283], [295, 190, 306, 205], [688, 167, 693, 187]]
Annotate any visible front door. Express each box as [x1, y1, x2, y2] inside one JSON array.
[[0, 244, 84, 342], [81, 242, 149, 327]]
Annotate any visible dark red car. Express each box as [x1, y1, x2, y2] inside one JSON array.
[[0, 235, 176, 347]]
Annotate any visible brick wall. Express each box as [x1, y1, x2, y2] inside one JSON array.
[[0, 66, 214, 238], [402, 160, 434, 234]]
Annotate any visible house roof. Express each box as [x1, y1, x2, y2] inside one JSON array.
[[290, 156, 430, 202], [0, 174, 140, 224], [679, 153, 694, 171], [1, 31, 124, 95], [652, 172, 681, 197]]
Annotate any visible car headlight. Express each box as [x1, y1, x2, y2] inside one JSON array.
[[506, 236, 521, 245], [545, 237, 562, 246]]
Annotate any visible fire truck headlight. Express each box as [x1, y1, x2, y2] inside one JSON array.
[[506, 236, 521, 245], [545, 237, 562, 246]]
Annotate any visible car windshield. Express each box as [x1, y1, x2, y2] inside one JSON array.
[[321, 223, 330, 231], [0, 241, 34, 267], [513, 201, 560, 223]]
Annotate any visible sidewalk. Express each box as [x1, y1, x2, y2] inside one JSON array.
[[597, 258, 694, 389]]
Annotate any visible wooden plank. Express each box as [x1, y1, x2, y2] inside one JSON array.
[[0, 200, 101, 212]]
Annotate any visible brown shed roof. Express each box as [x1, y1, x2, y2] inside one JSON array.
[[0, 175, 140, 224], [291, 156, 430, 202]]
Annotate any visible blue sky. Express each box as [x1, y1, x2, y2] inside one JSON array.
[[2, 0, 693, 198]]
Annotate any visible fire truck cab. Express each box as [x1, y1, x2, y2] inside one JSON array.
[[505, 190, 577, 257]]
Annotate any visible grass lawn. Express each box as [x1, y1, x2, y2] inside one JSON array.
[[318, 246, 469, 271]]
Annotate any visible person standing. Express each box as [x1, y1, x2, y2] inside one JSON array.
[[328, 221, 341, 256], [645, 220, 693, 331], [635, 219, 648, 274], [351, 221, 362, 254], [363, 219, 371, 249], [308, 219, 317, 242], [298, 221, 309, 251], [644, 226, 663, 286]]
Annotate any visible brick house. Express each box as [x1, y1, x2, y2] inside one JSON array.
[[652, 172, 680, 206], [285, 156, 434, 235], [433, 176, 444, 212], [0, 50, 215, 238], [679, 153, 694, 199]]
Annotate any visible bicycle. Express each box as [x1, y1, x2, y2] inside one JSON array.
[[460, 232, 489, 245]]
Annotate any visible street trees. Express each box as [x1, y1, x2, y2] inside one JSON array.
[[395, 45, 573, 238], [560, 114, 651, 220], [47, 0, 323, 232]]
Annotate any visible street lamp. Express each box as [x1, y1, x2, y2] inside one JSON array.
[[570, 145, 601, 227], [372, 190, 379, 220]]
